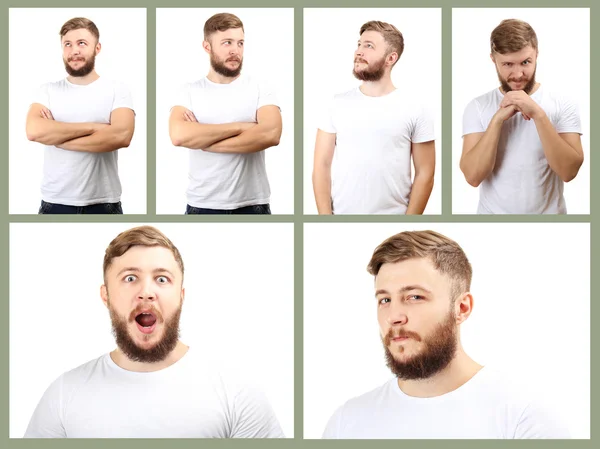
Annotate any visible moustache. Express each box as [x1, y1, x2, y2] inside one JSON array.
[[128, 304, 164, 323], [384, 328, 421, 346], [226, 57, 241, 62], [354, 58, 368, 64]]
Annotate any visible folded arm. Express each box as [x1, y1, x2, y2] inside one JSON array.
[[406, 140, 435, 215], [57, 107, 135, 153], [312, 129, 336, 214], [169, 106, 255, 149], [534, 116, 584, 182], [25, 103, 103, 146], [203, 105, 282, 154]]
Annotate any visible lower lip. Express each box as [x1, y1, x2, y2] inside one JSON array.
[[136, 321, 157, 334]]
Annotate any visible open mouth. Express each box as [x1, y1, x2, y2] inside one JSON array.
[[134, 312, 157, 334]]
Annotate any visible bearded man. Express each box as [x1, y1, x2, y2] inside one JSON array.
[[322, 230, 568, 438], [168, 12, 282, 215], [312, 21, 436, 215], [459, 19, 584, 214], [24, 226, 284, 438], [25, 17, 135, 215]]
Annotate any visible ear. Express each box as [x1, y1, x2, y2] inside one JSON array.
[[490, 53, 495, 63], [181, 287, 186, 305], [455, 292, 474, 325], [100, 284, 109, 309], [95, 41, 102, 56], [202, 40, 211, 55], [387, 51, 399, 67]]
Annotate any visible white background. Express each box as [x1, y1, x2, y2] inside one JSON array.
[[303, 8, 442, 215], [452, 8, 590, 214], [155, 8, 294, 214], [304, 222, 590, 438], [8, 8, 148, 214], [10, 223, 294, 438]]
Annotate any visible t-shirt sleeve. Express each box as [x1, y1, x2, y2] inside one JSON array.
[[112, 82, 134, 113], [23, 375, 66, 438], [171, 83, 192, 110], [229, 383, 285, 438], [31, 83, 50, 108], [257, 79, 280, 110], [462, 98, 485, 136], [322, 404, 344, 439], [317, 96, 336, 134], [555, 95, 582, 135], [411, 104, 435, 143], [514, 400, 571, 439]]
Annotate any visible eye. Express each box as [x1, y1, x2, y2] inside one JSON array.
[[378, 297, 391, 305], [366, 44, 373, 49], [503, 62, 512, 67], [156, 276, 169, 284], [79, 42, 86, 46], [522, 60, 529, 65], [224, 40, 231, 45], [407, 295, 424, 301], [239, 41, 244, 47], [124, 275, 137, 282]]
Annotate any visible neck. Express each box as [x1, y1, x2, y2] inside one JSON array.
[[359, 75, 396, 97], [67, 70, 100, 86], [397, 346, 483, 398], [110, 340, 189, 373], [207, 68, 240, 84]]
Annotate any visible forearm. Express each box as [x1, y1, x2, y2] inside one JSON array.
[[460, 121, 503, 187], [203, 124, 281, 154], [170, 121, 246, 149], [312, 166, 333, 214], [59, 126, 131, 153], [406, 172, 434, 214], [534, 114, 583, 182], [26, 119, 97, 146]]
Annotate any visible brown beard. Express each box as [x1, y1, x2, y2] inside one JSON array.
[[210, 52, 243, 78], [64, 53, 96, 77], [108, 299, 182, 363], [498, 66, 537, 94], [352, 55, 387, 82], [382, 308, 458, 380]]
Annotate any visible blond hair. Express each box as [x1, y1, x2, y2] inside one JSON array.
[[491, 19, 538, 54], [360, 20, 404, 64], [59, 17, 99, 42], [204, 13, 244, 41]]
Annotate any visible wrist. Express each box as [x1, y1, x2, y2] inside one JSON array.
[[531, 107, 547, 122]]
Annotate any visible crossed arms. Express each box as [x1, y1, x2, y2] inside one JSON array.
[[168, 105, 282, 154], [26, 103, 135, 153], [312, 130, 435, 214], [460, 91, 584, 187]]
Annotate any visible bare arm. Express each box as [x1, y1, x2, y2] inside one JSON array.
[[25, 103, 103, 146], [312, 130, 336, 215], [533, 119, 583, 183], [169, 106, 255, 149], [406, 140, 435, 215], [203, 105, 282, 154], [459, 104, 518, 187], [57, 108, 135, 153]]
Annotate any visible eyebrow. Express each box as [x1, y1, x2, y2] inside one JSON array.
[[221, 38, 244, 42], [116, 267, 176, 278], [358, 40, 375, 45], [375, 285, 433, 297]]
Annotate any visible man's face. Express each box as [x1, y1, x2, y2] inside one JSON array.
[[61, 28, 100, 77], [353, 30, 392, 82], [492, 45, 538, 94], [205, 28, 244, 78], [101, 246, 185, 363], [376, 257, 459, 380]]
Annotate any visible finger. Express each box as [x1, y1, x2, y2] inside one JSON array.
[[189, 112, 198, 122]]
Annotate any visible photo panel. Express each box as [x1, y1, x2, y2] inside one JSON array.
[[304, 8, 442, 215], [452, 8, 590, 215], [304, 222, 589, 439], [8, 8, 147, 215], [155, 8, 294, 215], [10, 222, 294, 438]]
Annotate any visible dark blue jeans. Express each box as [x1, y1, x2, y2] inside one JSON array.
[[38, 200, 123, 215], [185, 203, 271, 215]]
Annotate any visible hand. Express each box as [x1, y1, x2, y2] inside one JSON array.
[[500, 91, 543, 121], [492, 104, 519, 124], [183, 110, 198, 122], [40, 108, 54, 120]]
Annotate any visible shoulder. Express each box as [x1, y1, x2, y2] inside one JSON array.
[[60, 354, 108, 389], [332, 87, 361, 102], [466, 88, 500, 111], [335, 379, 395, 419]]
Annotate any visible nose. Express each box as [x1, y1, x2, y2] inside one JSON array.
[[355, 47, 363, 57], [386, 300, 408, 326], [137, 277, 156, 301]]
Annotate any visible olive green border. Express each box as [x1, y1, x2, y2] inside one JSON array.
[[2, 0, 595, 447]]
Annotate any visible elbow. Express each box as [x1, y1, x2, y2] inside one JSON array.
[[169, 133, 183, 147], [459, 161, 482, 187], [563, 156, 584, 183], [26, 128, 40, 142], [265, 127, 282, 148]]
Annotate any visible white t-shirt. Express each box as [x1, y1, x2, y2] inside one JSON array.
[[322, 366, 569, 439], [24, 348, 284, 438], [462, 86, 582, 214], [318, 87, 435, 214], [33, 77, 134, 206], [173, 75, 279, 209]]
